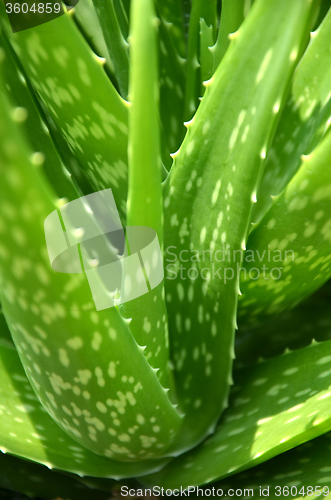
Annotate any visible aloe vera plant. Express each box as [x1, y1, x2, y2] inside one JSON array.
[[1, 0, 331, 498]]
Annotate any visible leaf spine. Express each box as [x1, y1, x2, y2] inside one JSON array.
[[228, 30, 240, 41], [92, 53, 106, 65], [203, 75, 214, 88]]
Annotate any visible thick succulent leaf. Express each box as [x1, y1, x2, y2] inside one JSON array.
[[0, 29, 81, 203], [113, 0, 129, 39], [236, 280, 331, 366], [73, 0, 116, 76], [239, 127, 331, 329], [154, 0, 186, 58], [91, 0, 129, 98], [252, 7, 331, 224], [119, 0, 130, 28], [216, 433, 331, 499], [0, 344, 168, 479], [163, 0, 315, 453], [38, 97, 95, 197], [211, 0, 248, 73], [65, 472, 123, 494], [0, 452, 112, 500], [181, 0, 191, 35], [158, 18, 186, 167], [0, 5, 129, 222], [313, 0, 331, 29], [199, 18, 214, 86], [142, 340, 331, 488], [0, 68, 182, 462], [126, 0, 163, 244], [184, 0, 217, 120], [120, 0, 175, 397]]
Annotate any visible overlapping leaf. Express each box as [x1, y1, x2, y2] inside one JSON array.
[[91, 0, 129, 98], [0, 58, 182, 464], [1, 0, 330, 494], [0, 28, 81, 202], [239, 124, 331, 329], [142, 340, 331, 488], [0, 451, 112, 500], [0, 4, 129, 221], [163, 0, 315, 454], [158, 18, 186, 167], [216, 433, 331, 499], [73, 0, 115, 76], [252, 7, 331, 224], [0, 343, 168, 478], [154, 0, 186, 58], [120, 0, 176, 398], [236, 280, 331, 366], [184, 0, 217, 120], [211, 0, 250, 73]]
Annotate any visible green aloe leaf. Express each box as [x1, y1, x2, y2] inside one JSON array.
[[126, 0, 162, 244], [0, 343, 168, 478], [184, 0, 217, 120], [120, 0, 175, 397], [91, 0, 129, 98], [0, 5, 129, 222], [236, 280, 331, 366], [313, 0, 331, 29], [216, 433, 331, 499], [155, 0, 186, 58], [0, 452, 113, 500], [142, 339, 331, 488], [0, 29, 81, 202], [164, 0, 315, 453], [252, 6, 331, 224], [158, 18, 186, 167], [239, 127, 331, 329], [113, 0, 130, 39], [211, 0, 249, 73], [199, 18, 214, 86], [1, 0, 330, 493], [73, 0, 116, 76], [0, 63, 183, 463]]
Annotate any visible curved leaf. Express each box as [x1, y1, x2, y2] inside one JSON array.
[[0, 66, 182, 463], [158, 18, 186, 167], [252, 7, 331, 224], [239, 128, 331, 329], [0, 29, 81, 202], [91, 0, 129, 98], [211, 0, 249, 73], [73, 0, 116, 76], [184, 0, 217, 120], [163, 0, 315, 453], [0, 5, 129, 222], [154, 0, 186, 58], [216, 432, 331, 499], [0, 344, 169, 479], [143, 339, 331, 488], [0, 452, 112, 500], [236, 280, 331, 366], [119, 0, 176, 397]]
